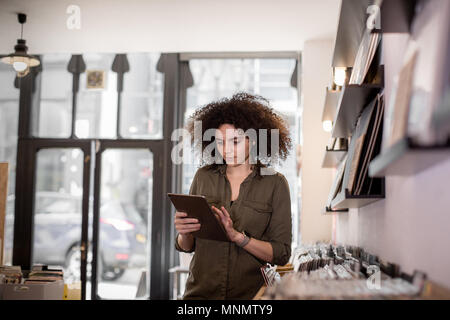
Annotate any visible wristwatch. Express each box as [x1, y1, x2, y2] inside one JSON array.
[[237, 231, 250, 248]]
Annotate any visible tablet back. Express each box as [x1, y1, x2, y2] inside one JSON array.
[[168, 193, 229, 242]]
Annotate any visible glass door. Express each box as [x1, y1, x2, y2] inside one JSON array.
[[91, 147, 154, 299], [29, 141, 92, 300]]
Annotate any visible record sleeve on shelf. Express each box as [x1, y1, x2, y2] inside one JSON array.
[[349, 28, 382, 85], [384, 49, 418, 149], [355, 94, 385, 195], [341, 95, 378, 196], [347, 133, 366, 194], [327, 153, 348, 208], [382, 0, 450, 147]]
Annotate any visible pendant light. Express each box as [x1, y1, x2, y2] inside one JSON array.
[[1, 13, 40, 77]]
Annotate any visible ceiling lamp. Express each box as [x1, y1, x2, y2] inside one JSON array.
[[1, 13, 40, 77]]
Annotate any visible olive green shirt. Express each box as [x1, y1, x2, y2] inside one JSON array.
[[175, 163, 292, 300]]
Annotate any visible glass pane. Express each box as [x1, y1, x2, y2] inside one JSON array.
[[33, 149, 84, 286], [76, 53, 118, 138], [184, 58, 300, 244], [120, 53, 164, 139], [0, 63, 20, 265], [37, 54, 73, 138], [97, 149, 152, 299]]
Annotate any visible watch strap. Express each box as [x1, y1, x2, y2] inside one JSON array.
[[237, 231, 250, 247]]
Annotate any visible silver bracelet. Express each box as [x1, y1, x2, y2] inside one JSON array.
[[237, 231, 250, 248]]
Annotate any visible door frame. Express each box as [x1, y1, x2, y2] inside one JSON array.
[[90, 138, 164, 300]]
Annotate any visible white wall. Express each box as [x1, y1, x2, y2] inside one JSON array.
[[336, 158, 450, 288], [0, 0, 340, 54], [300, 39, 335, 243]]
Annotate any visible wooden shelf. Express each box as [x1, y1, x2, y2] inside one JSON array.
[[332, 0, 373, 67], [368, 137, 450, 177], [331, 187, 385, 210], [331, 83, 382, 138], [322, 147, 347, 168], [322, 206, 349, 215], [379, 0, 417, 33], [322, 88, 341, 122]]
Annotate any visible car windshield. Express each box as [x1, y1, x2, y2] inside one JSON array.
[[35, 193, 81, 214], [101, 201, 143, 223]]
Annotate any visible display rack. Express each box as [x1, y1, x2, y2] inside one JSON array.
[[331, 82, 383, 138], [323, 0, 387, 211], [331, 187, 385, 210], [368, 0, 450, 177], [332, 0, 373, 67], [322, 147, 347, 169], [369, 137, 450, 177], [322, 206, 349, 215]]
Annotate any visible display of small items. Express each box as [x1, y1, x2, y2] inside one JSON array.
[[262, 243, 426, 300], [0, 266, 23, 284], [0, 265, 64, 284], [261, 264, 282, 286]]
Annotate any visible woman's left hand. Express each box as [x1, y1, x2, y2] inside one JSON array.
[[211, 205, 240, 242]]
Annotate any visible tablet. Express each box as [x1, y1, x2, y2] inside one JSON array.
[[167, 193, 230, 242]]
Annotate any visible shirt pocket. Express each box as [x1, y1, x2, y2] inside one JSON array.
[[240, 199, 272, 239], [202, 194, 222, 212], [203, 194, 220, 204]]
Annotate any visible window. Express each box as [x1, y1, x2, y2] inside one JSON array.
[[120, 53, 164, 139], [35, 53, 165, 140], [182, 57, 301, 245], [37, 54, 73, 138]]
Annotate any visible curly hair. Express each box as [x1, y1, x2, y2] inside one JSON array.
[[186, 92, 292, 171]]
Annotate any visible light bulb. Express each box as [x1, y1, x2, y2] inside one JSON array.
[[13, 61, 28, 72], [323, 120, 333, 132], [334, 67, 346, 87], [17, 67, 30, 78]]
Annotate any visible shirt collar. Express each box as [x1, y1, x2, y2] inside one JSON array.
[[215, 162, 260, 178]]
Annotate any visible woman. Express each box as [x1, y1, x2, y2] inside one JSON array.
[[174, 92, 293, 300]]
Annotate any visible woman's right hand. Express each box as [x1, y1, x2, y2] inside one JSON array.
[[174, 211, 201, 236]]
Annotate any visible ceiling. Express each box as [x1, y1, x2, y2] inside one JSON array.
[[0, 0, 340, 54]]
